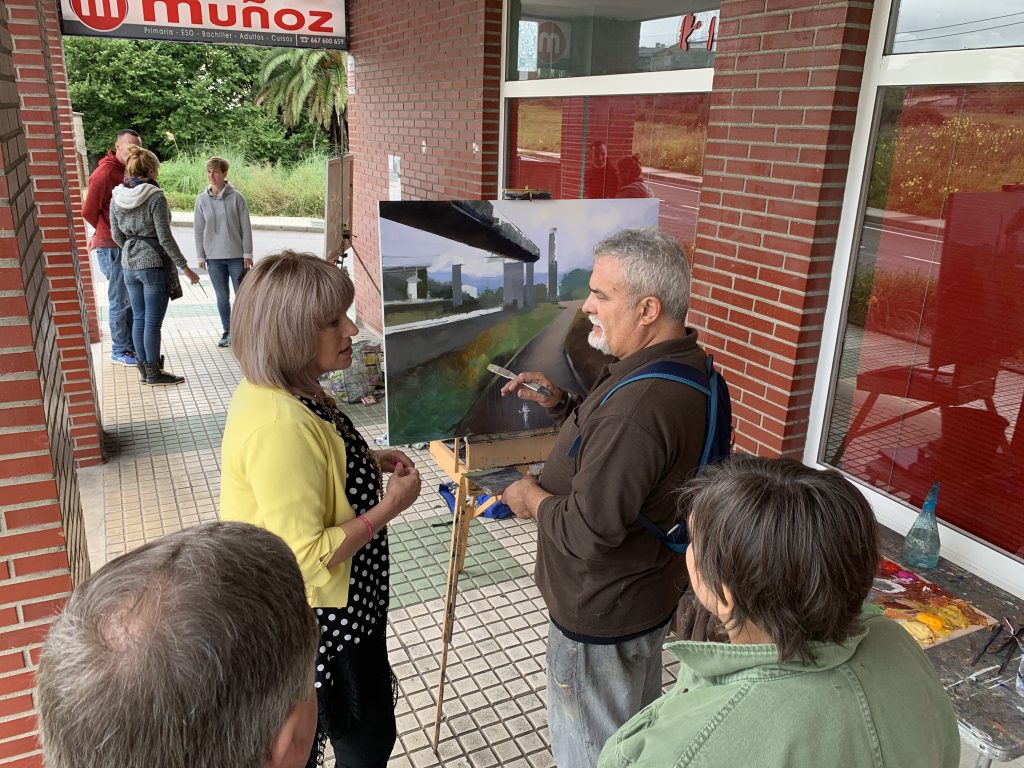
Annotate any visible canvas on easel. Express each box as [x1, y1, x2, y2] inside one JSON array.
[[378, 198, 660, 446]]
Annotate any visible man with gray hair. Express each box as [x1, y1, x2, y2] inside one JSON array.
[[502, 227, 710, 768], [36, 522, 319, 768]]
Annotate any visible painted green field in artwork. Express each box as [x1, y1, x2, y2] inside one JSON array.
[[387, 304, 562, 445]]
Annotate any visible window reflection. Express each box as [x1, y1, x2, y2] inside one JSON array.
[[890, 1, 1024, 54], [508, 0, 718, 81], [506, 94, 710, 245], [825, 85, 1024, 558]]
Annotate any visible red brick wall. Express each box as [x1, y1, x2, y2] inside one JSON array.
[[7, 0, 101, 467], [0, 13, 89, 767], [347, 0, 503, 331], [689, 0, 872, 458]]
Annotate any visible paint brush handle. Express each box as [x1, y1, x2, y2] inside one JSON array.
[[972, 624, 1003, 665]]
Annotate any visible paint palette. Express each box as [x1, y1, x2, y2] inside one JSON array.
[[866, 558, 995, 648]]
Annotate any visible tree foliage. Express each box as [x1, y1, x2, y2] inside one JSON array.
[[257, 48, 348, 154], [64, 38, 323, 164]]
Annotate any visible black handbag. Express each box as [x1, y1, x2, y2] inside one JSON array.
[[162, 253, 183, 301]]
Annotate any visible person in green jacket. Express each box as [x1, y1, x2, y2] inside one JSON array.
[[599, 456, 961, 768]]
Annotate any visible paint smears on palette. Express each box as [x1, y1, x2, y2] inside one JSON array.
[[866, 558, 995, 648]]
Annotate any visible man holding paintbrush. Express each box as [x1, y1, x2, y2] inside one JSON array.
[[501, 228, 710, 768]]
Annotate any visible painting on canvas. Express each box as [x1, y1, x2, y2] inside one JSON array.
[[379, 198, 660, 446]]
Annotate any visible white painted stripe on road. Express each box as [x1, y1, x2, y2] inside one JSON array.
[[862, 222, 941, 243]]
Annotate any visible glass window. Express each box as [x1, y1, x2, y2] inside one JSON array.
[[824, 84, 1024, 558], [890, 1, 1024, 54], [508, 0, 719, 81], [506, 93, 710, 245]]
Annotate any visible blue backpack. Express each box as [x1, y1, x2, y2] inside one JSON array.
[[574, 355, 733, 554]]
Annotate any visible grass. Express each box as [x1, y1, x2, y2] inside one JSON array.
[[159, 148, 328, 217], [516, 102, 563, 153], [386, 304, 563, 445], [867, 103, 1024, 217], [515, 103, 706, 175]]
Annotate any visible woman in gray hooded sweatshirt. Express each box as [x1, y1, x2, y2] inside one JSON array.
[[194, 156, 253, 348], [110, 145, 200, 386]]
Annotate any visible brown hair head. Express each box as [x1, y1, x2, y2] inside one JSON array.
[[232, 250, 355, 394], [679, 456, 879, 663], [124, 145, 160, 179], [206, 156, 229, 174]]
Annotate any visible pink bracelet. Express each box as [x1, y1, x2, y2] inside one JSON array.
[[359, 516, 374, 545]]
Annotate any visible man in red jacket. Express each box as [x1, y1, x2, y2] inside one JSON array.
[[84, 129, 142, 366]]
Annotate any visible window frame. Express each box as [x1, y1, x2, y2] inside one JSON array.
[[803, 0, 1024, 597]]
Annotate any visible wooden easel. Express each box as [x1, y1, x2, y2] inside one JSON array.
[[429, 432, 556, 752]]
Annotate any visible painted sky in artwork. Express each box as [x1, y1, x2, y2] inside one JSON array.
[[379, 198, 659, 288]]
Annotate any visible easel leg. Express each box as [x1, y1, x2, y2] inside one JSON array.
[[432, 476, 472, 752]]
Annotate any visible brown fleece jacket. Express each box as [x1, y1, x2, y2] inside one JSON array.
[[536, 331, 707, 641]]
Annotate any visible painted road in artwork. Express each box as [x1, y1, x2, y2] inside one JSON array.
[[379, 198, 659, 446]]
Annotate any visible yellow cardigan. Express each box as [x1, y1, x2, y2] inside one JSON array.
[[220, 379, 355, 608]]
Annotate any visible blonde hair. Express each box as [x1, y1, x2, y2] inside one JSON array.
[[124, 145, 160, 179], [232, 250, 355, 394], [206, 156, 229, 174]]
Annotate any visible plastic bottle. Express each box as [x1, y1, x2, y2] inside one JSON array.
[[902, 482, 941, 570]]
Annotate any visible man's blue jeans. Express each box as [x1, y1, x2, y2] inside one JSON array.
[[95, 247, 134, 355], [122, 267, 169, 365], [206, 258, 246, 333], [547, 621, 670, 768]]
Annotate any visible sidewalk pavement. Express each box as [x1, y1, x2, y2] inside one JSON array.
[[79, 252, 683, 768]]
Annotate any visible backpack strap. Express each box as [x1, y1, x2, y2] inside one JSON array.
[[636, 514, 688, 554], [597, 360, 711, 405], [567, 359, 718, 553], [566, 360, 710, 460]]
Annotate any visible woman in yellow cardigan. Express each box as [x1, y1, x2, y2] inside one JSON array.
[[220, 251, 421, 768]]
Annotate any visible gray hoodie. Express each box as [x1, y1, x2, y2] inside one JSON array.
[[109, 182, 188, 271], [193, 182, 253, 262]]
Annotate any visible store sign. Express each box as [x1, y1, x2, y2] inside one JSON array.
[[59, 0, 347, 49], [536, 20, 570, 66], [679, 11, 718, 52]]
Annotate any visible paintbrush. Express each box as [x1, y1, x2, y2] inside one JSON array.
[[191, 279, 208, 297], [487, 363, 553, 396], [972, 624, 1004, 665], [997, 618, 1023, 675]]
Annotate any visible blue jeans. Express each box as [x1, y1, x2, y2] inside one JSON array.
[[547, 621, 669, 768], [123, 267, 169, 365], [206, 258, 246, 333], [95, 247, 134, 354]]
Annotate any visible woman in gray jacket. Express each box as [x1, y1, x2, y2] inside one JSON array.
[[194, 157, 253, 348], [110, 145, 200, 386]]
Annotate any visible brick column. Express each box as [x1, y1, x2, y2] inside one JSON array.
[[347, 0, 503, 332], [7, 0, 102, 466], [689, 0, 873, 457], [0, 15, 89, 767]]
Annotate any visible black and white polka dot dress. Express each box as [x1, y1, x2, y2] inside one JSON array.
[[297, 395, 389, 684]]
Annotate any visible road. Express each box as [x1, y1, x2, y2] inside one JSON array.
[[170, 224, 324, 266], [858, 221, 943, 276], [456, 300, 584, 436]]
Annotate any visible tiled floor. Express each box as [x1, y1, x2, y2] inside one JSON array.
[[80, 250, 1006, 768]]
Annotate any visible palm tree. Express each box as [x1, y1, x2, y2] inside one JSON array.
[[257, 49, 348, 154]]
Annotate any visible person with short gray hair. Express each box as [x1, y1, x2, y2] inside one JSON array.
[[36, 522, 319, 768], [502, 226, 714, 768]]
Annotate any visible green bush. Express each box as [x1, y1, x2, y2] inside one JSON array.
[[160, 148, 327, 218]]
